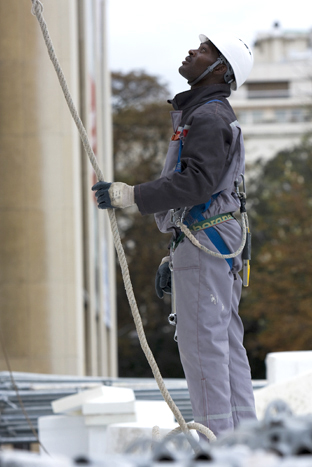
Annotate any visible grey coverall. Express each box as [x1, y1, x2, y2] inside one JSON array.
[[134, 84, 257, 437]]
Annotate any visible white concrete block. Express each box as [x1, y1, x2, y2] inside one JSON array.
[[39, 399, 179, 457], [134, 400, 175, 426], [266, 351, 312, 384], [82, 388, 135, 415], [52, 385, 135, 415], [254, 370, 312, 420], [105, 400, 179, 454], [84, 412, 137, 426], [38, 415, 91, 458]]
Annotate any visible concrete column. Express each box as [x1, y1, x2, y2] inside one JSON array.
[[77, 0, 117, 377], [0, 0, 84, 374]]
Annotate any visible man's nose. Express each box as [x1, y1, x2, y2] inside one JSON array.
[[188, 48, 197, 56]]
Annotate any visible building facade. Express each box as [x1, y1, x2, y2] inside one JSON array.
[[0, 0, 117, 376], [230, 25, 312, 164]]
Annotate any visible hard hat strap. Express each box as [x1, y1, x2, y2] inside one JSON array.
[[188, 54, 235, 87], [188, 57, 223, 86]]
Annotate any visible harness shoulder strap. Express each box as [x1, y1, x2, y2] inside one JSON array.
[[205, 99, 224, 104], [172, 99, 232, 268], [185, 208, 233, 270], [174, 99, 224, 173]]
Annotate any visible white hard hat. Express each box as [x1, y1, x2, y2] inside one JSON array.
[[199, 33, 254, 90]]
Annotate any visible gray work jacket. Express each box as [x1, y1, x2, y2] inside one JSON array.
[[134, 84, 245, 228]]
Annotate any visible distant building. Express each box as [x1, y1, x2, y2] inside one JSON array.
[[0, 0, 117, 377], [230, 24, 312, 163]]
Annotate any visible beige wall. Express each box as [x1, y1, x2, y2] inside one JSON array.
[[0, 0, 84, 374]]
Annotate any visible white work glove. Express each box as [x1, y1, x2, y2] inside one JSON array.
[[92, 181, 135, 209]]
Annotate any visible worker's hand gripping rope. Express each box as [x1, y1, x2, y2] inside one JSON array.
[[92, 181, 135, 209]]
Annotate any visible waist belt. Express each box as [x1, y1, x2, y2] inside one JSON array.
[[172, 212, 235, 269]]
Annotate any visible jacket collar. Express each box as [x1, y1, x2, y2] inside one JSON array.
[[169, 84, 231, 111]]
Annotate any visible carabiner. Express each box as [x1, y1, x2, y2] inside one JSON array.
[[170, 207, 187, 226]]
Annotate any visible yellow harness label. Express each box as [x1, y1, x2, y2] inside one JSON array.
[[191, 214, 233, 232]]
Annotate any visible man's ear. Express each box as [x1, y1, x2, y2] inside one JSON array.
[[213, 63, 227, 75]]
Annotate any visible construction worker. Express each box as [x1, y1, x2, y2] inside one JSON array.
[[92, 33, 257, 438]]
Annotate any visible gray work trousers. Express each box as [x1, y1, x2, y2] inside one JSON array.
[[172, 219, 257, 438]]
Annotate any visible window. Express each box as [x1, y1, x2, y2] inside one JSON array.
[[236, 111, 249, 124], [252, 111, 264, 123], [290, 109, 304, 122], [247, 82, 289, 99], [275, 110, 288, 123]]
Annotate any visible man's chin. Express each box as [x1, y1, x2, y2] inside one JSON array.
[[178, 65, 188, 79]]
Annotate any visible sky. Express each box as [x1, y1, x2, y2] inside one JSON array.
[[106, 0, 312, 95]]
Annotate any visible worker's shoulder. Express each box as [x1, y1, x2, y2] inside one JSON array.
[[189, 100, 236, 130], [195, 98, 236, 123]]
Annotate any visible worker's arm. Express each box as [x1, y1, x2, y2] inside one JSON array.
[[134, 112, 232, 215], [92, 110, 231, 214]]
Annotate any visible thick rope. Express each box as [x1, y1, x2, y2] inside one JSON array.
[[176, 212, 248, 259], [30, 0, 216, 443], [152, 425, 161, 441], [165, 422, 214, 439]]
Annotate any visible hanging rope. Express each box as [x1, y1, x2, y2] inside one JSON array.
[[30, 0, 216, 443], [176, 211, 248, 259]]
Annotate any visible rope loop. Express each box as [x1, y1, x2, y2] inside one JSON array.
[[176, 211, 248, 260], [31, 0, 44, 16], [166, 422, 216, 441]]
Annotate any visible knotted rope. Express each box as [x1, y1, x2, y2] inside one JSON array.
[[30, 0, 216, 443]]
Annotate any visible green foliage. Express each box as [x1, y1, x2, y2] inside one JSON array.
[[112, 70, 169, 113], [112, 71, 184, 378], [240, 134, 312, 378]]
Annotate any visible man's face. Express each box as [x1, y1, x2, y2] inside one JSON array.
[[179, 41, 219, 84]]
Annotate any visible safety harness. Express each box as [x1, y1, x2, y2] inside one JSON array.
[[172, 209, 235, 269], [171, 99, 238, 271]]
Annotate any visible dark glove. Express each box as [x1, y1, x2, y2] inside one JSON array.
[[92, 181, 135, 210], [92, 181, 113, 209], [155, 256, 172, 299]]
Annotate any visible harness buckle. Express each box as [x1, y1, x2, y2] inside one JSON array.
[[235, 174, 247, 213], [170, 207, 187, 226]]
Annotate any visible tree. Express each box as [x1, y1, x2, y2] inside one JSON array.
[[112, 71, 184, 377], [240, 134, 312, 378]]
